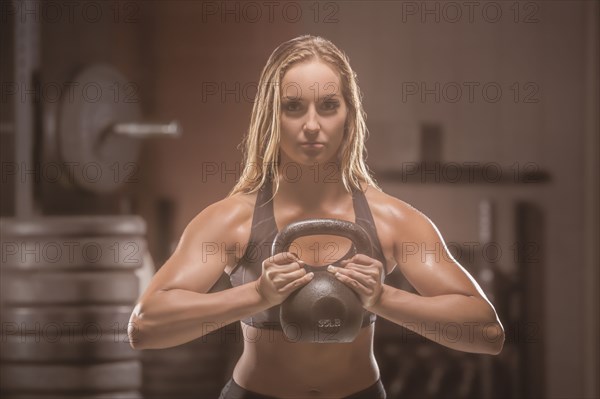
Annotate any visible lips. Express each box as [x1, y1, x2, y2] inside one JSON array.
[[300, 142, 324, 147]]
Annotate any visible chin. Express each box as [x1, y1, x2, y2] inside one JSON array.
[[281, 151, 338, 168]]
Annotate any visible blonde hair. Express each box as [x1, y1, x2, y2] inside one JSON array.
[[227, 35, 380, 199]]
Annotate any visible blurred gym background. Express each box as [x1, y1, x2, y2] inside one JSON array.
[[1, 1, 598, 398]]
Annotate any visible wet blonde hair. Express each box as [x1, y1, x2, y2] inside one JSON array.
[[227, 34, 380, 198]]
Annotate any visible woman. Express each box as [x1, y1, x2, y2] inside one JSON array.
[[128, 35, 505, 399]]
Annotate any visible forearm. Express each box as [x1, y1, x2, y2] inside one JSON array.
[[128, 281, 268, 349], [368, 285, 504, 354]]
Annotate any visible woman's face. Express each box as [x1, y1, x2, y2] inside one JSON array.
[[278, 60, 348, 168]]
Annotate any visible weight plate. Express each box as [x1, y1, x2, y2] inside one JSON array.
[[0, 360, 141, 392], [0, 333, 136, 362], [1, 305, 134, 334], [0, 216, 146, 237], [58, 64, 142, 193], [1, 237, 146, 270], [3, 271, 139, 305], [1, 392, 142, 399]]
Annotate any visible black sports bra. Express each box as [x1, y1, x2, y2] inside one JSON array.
[[228, 180, 387, 330]]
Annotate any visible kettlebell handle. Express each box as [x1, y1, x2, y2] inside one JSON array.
[[271, 218, 373, 259]]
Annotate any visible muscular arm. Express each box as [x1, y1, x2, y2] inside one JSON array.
[[128, 199, 270, 350], [367, 202, 505, 355]]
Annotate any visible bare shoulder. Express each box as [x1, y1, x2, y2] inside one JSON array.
[[184, 192, 257, 262], [360, 183, 436, 273], [354, 183, 419, 273], [361, 183, 427, 230]]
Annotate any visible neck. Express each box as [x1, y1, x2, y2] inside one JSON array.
[[273, 161, 352, 211]]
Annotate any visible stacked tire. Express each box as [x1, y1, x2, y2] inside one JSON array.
[[0, 216, 146, 399]]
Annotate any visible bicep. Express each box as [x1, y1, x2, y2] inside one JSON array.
[[394, 209, 486, 299], [137, 204, 241, 302]]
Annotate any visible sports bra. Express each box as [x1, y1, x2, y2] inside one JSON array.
[[228, 179, 387, 330]]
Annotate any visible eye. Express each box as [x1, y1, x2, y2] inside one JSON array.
[[321, 100, 340, 111], [283, 101, 301, 112]]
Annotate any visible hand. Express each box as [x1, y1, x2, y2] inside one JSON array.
[[256, 252, 314, 307], [327, 254, 384, 309]]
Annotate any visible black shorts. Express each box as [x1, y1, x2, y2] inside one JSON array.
[[218, 377, 386, 399]]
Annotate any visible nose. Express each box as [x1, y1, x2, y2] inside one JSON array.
[[303, 105, 320, 134]]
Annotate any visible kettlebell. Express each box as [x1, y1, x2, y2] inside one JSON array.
[[271, 218, 374, 343]]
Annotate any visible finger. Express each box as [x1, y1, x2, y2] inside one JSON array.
[[280, 271, 314, 294], [264, 257, 303, 277], [333, 272, 371, 296], [329, 263, 380, 279], [341, 270, 377, 288], [265, 265, 305, 284], [338, 257, 354, 266], [266, 257, 305, 270], [339, 262, 376, 271], [343, 263, 383, 280], [341, 254, 374, 265], [272, 267, 308, 285], [334, 267, 377, 287], [270, 252, 300, 265]]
